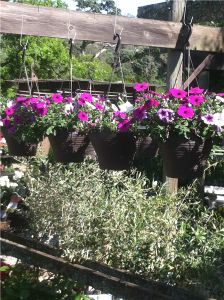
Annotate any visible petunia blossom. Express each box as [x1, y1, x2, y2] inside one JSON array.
[[201, 114, 215, 125], [144, 99, 154, 109], [52, 94, 63, 103], [133, 106, 146, 120], [95, 103, 104, 111], [134, 82, 148, 92], [36, 105, 47, 116], [30, 116, 36, 122], [78, 98, 87, 106], [189, 87, 204, 94], [78, 112, 88, 121], [5, 107, 14, 116], [188, 95, 204, 106], [157, 109, 174, 123], [14, 116, 22, 126], [170, 89, 187, 98], [17, 97, 27, 102], [177, 106, 194, 118], [80, 93, 92, 103], [2, 117, 10, 127], [117, 119, 131, 132], [214, 111, 224, 127], [8, 125, 16, 134]]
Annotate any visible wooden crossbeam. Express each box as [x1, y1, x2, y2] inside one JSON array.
[[182, 54, 214, 90], [0, 1, 224, 52], [1, 237, 176, 300]]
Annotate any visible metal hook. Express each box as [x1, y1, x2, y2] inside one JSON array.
[[69, 33, 76, 60], [21, 39, 28, 63]]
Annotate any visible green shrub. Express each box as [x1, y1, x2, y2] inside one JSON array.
[[19, 157, 224, 299]]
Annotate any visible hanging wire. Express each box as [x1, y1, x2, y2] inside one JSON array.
[[114, 0, 118, 35], [17, 0, 31, 97]]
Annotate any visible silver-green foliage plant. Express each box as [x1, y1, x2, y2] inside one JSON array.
[[21, 158, 224, 298]]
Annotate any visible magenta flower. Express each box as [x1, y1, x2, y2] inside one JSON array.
[[170, 89, 187, 98], [113, 111, 121, 119], [157, 109, 174, 123], [46, 100, 51, 106], [81, 93, 92, 103], [52, 94, 63, 103], [144, 99, 154, 109], [29, 98, 39, 103], [36, 106, 47, 116], [134, 82, 148, 92], [95, 103, 104, 111], [201, 114, 215, 125], [78, 98, 86, 106], [154, 100, 159, 107], [5, 107, 14, 116], [78, 112, 88, 121], [216, 93, 224, 97], [17, 97, 27, 102], [14, 116, 22, 125], [177, 106, 194, 118], [2, 117, 10, 127], [133, 106, 146, 120], [31, 103, 38, 111], [117, 119, 131, 132], [148, 91, 162, 97], [189, 87, 204, 94], [120, 113, 126, 119], [188, 95, 204, 106]]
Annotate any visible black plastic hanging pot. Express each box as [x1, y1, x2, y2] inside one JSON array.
[[89, 131, 137, 170], [136, 136, 159, 158], [1, 127, 38, 156], [48, 131, 95, 163], [159, 134, 212, 179]]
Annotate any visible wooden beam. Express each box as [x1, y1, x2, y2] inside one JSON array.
[[1, 237, 177, 300], [182, 54, 214, 90], [1, 1, 224, 52]]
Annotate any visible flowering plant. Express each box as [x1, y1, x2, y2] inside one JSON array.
[[132, 85, 224, 145]]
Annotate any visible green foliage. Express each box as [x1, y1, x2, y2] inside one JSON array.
[[75, 0, 121, 15], [1, 263, 89, 300], [18, 157, 224, 298]]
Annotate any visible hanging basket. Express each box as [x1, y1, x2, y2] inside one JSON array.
[[89, 131, 137, 170], [159, 134, 213, 179], [136, 136, 159, 158], [1, 127, 38, 156], [48, 131, 95, 163]]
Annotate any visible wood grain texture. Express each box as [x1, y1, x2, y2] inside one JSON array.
[[1, 1, 224, 52]]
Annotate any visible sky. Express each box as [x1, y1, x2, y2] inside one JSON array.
[[64, 0, 166, 17]]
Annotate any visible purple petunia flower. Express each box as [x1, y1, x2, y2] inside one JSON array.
[[134, 83, 148, 92], [14, 116, 22, 126], [188, 95, 204, 106], [170, 89, 187, 98], [189, 87, 204, 95], [5, 107, 14, 116], [2, 117, 10, 127], [36, 106, 47, 116], [30, 116, 36, 122], [78, 98, 86, 106], [80, 93, 92, 103], [52, 94, 63, 103], [133, 106, 146, 120], [117, 119, 131, 132], [95, 103, 104, 111], [8, 125, 16, 134], [201, 114, 215, 125]]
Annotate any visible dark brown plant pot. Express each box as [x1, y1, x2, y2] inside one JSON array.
[[0, 220, 11, 230], [48, 131, 95, 163], [89, 131, 137, 170], [159, 135, 213, 179], [136, 136, 159, 158], [1, 127, 38, 156]]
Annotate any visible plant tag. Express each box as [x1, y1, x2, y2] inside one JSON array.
[[7, 196, 19, 210], [1, 210, 7, 218]]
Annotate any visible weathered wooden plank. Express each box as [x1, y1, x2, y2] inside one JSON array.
[[1, 237, 176, 300], [0, 1, 224, 52], [182, 54, 214, 90]]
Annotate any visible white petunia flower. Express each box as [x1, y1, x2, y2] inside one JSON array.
[[119, 101, 133, 113]]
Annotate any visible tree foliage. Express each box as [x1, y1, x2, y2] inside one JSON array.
[[75, 0, 121, 15]]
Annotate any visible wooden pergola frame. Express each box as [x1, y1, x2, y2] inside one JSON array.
[[1, 2, 224, 296]]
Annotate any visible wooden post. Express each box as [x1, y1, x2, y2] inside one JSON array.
[[164, 0, 185, 194]]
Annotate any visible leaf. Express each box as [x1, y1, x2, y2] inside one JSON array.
[[75, 296, 82, 300], [0, 266, 10, 271], [20, 289, 30, 299]]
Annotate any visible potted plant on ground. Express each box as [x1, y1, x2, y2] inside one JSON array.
[[133, 86, 224, 178]]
